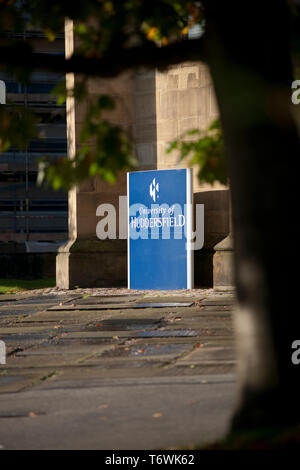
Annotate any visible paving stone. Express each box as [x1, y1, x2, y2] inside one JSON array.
[[0, 367, 63, 378], [167, 312, 232, 320], [0, 307, 43, 318], [56, 335, 233, 348], [14, 295, 79, 306], [134, 302, 194, 308], [47, 304, 138, 311], [0, 333, 54, 342], [0, 376, 25, 386], [33, 374, 236, 391], [47, 339, 118, 351], [105, 308, 180, 318], [78, 357, 166, 369], [0, 369, 65, 393], [14, 344, 112, 356], [130, 306, 233, 318], [6, 353, 91, 368], [164, 364, 236, 375], [47, 302, 194, 311], [128, 339, 236, 353], [84, 318, 164, 331], [32, 366, 169, 384], [199, 305, 233, 311], [0, 410, 46, 418], [72, 295, 140, 305], [164, 318, 232, 328], [101, 342, 192, 358], [20, 311, 110, 323], [175, 347, 237, 366], [200, 299, 236, 306], [136, 329, 198, 338], [0, 295, 19, 302], [5, 341, 47, 356], [140, 296, 201, 303], [0, 325, 55, 334], [65, 331, 140, 339], [14, 297, 61, 305]]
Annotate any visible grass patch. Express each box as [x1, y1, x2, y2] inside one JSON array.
[[0, 278, 55, 294]]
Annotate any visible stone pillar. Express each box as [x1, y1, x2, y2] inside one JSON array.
[[213, 190, 235, 291], [56, 20, 132, 288], [154, 62, 229, 287]]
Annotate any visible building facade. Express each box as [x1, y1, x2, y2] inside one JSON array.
[[56, 20, 230, 289], [0, 30, 68, 245]]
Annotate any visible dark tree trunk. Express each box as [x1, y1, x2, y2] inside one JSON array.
[[203, 1, 300, 430]]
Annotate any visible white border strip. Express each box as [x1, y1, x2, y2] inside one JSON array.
[[186, 168, 194, 289], [127, 172, 130, 289]]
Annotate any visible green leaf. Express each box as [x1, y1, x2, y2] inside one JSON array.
[[167, 119, 227, 185]]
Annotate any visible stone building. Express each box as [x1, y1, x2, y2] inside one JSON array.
[[56, 20, 231, 289]]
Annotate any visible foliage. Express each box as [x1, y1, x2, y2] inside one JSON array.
[[0, 1, 206, 190], [167, 119, 227, 185], [38, 85, 136, 190], [0, 104, 38, 152], [0, 1, 299, 189], [0, 278, 55, 294], [1, 1, 202, 49]]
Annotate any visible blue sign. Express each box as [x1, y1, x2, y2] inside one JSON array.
[[127, 169, 193, 290]]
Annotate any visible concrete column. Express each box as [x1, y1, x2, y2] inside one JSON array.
[[56, 20, 132, 288], [213, 190, 235, 291], [154, 62, 229, 287]]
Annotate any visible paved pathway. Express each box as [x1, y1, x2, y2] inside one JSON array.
[[0, 288, 237, 450]]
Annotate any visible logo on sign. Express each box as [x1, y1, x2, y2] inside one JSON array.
[[150, 178, 159, 202]]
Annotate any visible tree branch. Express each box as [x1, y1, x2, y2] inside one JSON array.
[[0, 37, 206, 77]]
